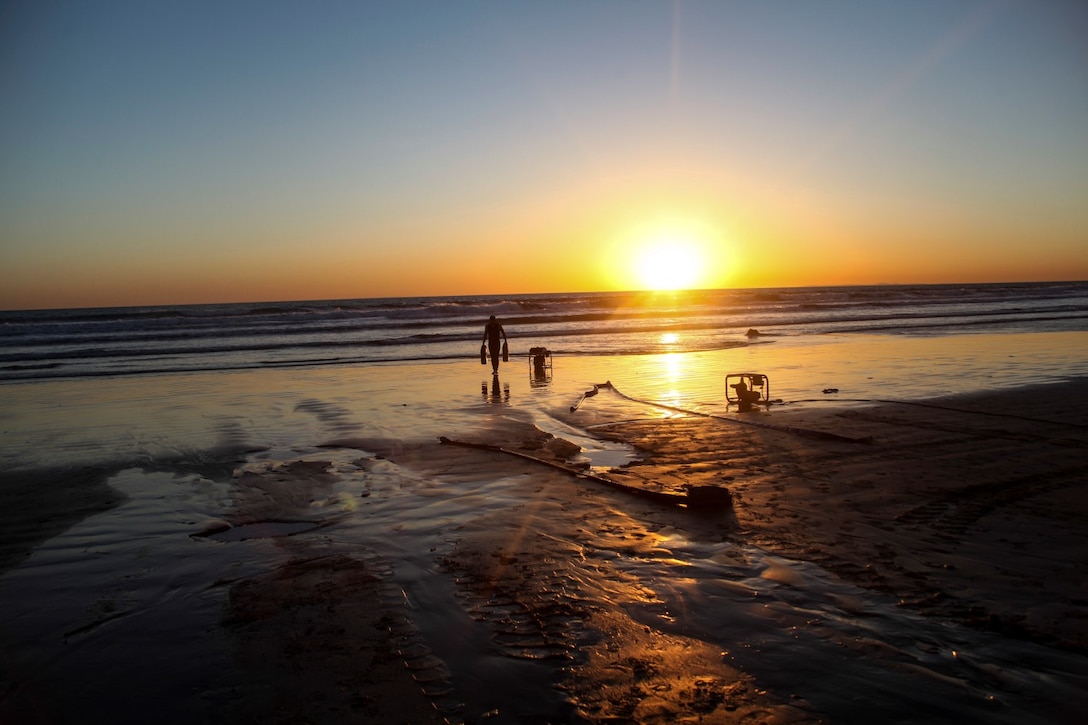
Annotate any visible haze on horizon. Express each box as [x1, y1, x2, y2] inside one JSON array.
[[2, 0, 1086, 311]]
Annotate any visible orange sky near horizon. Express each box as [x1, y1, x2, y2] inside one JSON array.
[[5, 173, 1084, 310], [3, 201, 1086, 310], [2, 1, 1086, 311]]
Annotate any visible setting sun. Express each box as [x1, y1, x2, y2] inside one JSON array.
[[606, 214, 734, 292], [634, 240, 701, 290]]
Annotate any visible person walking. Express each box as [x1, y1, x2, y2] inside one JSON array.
[[481, 315, 508, 373]]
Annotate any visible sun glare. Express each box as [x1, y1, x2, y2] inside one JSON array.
[[634, 240, 701, 291], [604, 214, 734, 292]]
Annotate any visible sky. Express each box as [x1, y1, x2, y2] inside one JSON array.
[[1, 0, 1086, 309]]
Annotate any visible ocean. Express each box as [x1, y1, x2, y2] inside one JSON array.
[[2, 281, 1087, 382]]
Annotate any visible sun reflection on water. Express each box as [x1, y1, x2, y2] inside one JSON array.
[[659, 352, 686, 407]]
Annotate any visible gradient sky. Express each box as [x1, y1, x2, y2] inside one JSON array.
[[2, 0, 1086, 309]]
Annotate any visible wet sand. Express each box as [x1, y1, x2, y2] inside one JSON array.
[[582, 381, 1088, 654], [1, 333, 1087, 723], [384, 380, 1088, 722]]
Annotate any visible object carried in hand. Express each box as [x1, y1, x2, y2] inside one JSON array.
[[501, 341, 509, 362], [480, 344, 487, 365]]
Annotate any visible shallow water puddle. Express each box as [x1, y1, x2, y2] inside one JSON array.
[[0, 468, 284, 722], [536, 411, 642, 469]]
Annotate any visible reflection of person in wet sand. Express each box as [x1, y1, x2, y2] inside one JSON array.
[[481, 377, 510, 404], [482, 315, 508, 373]]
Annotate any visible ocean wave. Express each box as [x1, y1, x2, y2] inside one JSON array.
[[2, 282, 1086, 382]]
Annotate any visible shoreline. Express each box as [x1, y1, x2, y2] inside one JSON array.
[[1, 344, 1086, 722]]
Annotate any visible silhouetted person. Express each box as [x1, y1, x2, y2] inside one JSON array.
[[482, 315, 508, 373]]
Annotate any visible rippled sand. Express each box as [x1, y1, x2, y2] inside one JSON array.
[[1, 331, 1086, 723]]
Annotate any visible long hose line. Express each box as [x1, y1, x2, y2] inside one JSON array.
[[783, 398, 1087, 430], [573, 381, 873, 444]]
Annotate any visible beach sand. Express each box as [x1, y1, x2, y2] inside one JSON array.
[[1, 332, 1086, 723]]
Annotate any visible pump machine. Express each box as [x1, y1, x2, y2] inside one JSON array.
[[725, 372, 769, 406]]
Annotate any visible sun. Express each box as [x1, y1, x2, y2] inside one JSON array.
[[603, 214, 735, 292], [632, 238, 702, 291]]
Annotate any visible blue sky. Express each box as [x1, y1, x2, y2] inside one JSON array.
[[2, 0, 1086, 308]]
